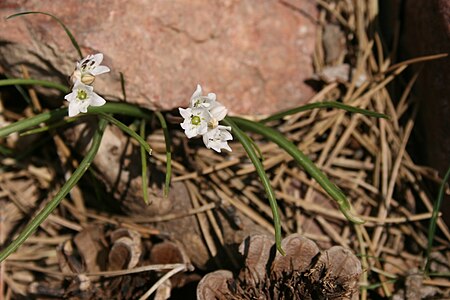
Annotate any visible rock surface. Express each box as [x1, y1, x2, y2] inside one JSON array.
[[0, 0, 317, 115]]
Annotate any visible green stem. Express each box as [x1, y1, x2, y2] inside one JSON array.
[[7, 11, 83, 59], [0, 118, 107, 262], [140, 119, 150, 205], [88, 103, 153, 120], [98, 113, 152, 155], [223, 117, 285, 255], [154, 111, 172, 197]]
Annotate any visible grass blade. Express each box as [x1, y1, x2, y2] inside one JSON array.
[[154, 111, 172, 197], [0, 108, 67, 138], [20, 118, 79, 136], [0, 118, 107, 262], [98, 113, 152, 155], [4, 74, 32, 105], [140, 119, 150, 204], [88, 103, 153, 119], [425, 165, 450, 274], [231, 116, 364, 224], [0, 144, 13, 156], [120, 72, 127, 102], [0, 78, 69, 93], [222, 117, 285, 255], [7, 11, 83, 59], [261, 101, 390, 123]]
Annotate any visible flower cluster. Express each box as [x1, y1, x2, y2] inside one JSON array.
[[179, 85, 232, 152], [65, 53, 110, 117]]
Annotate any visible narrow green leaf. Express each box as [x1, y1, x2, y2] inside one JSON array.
[[425, 165, 450, 274], [154, 111, 172, 197], [0, 103, 153, 139], [20, 117, 79, 136], [0, 118, 107, 262], [0, 108, 67, 138], [87, 102, 153, 119], [262, 101, 390, 123], [231, 116, 364, 224], [0, 144, 13, 156], [7, 11, 83, 59], [98, 113, 152, 155], [248, 135, 264, 161], [140, 119, 150, 205], [364, 279, 398, 290], [222, 117, 285, 255], [4, 74, 32, 105], [0, 78, 69, 93], [120, 72, 127, 102], [427, 272, 450, 278]]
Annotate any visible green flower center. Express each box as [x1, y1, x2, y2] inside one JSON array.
[[191, 115, 201, 125], [77, 89, 88, 100]]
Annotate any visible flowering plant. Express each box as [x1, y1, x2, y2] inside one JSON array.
[[65, 53, 110, 117], [179, 84, 232, 153]]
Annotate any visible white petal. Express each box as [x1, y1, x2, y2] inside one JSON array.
[[222, 143, 232, 152], [202, 133, 210, 148], [218, 126, 233, 140], [91, 65, 110, 75], [89, 92, 106, 107], [185, 126, 198, 138], [191, 84, 202, 100], [64, 91, 76, 102], [179, 107, 192, 119], [210, 142, 224, 153], [217, 125, 232, 131], [68, 102, 80, 117], [197, 122, 208, 135], [79, 104, 89, 113], [207, 93, 216, 102], [209, 103, 228, 121], [180, 122, 190, 133], [91, 53, 104, 65]]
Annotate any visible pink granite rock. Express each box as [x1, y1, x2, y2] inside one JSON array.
[[0, 0, 317, 115]]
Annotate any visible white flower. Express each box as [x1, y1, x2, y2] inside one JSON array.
[[179, 107, 210, 138], [70, 53, 110, 85], [179, 84, 233, 152], [190, 84, 217, 109], [64, 81, 106, 117], [208, 102, 228, 129], [202, 125, 233, 153]]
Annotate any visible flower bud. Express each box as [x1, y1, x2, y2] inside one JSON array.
[[81, 73, 96, 85]]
